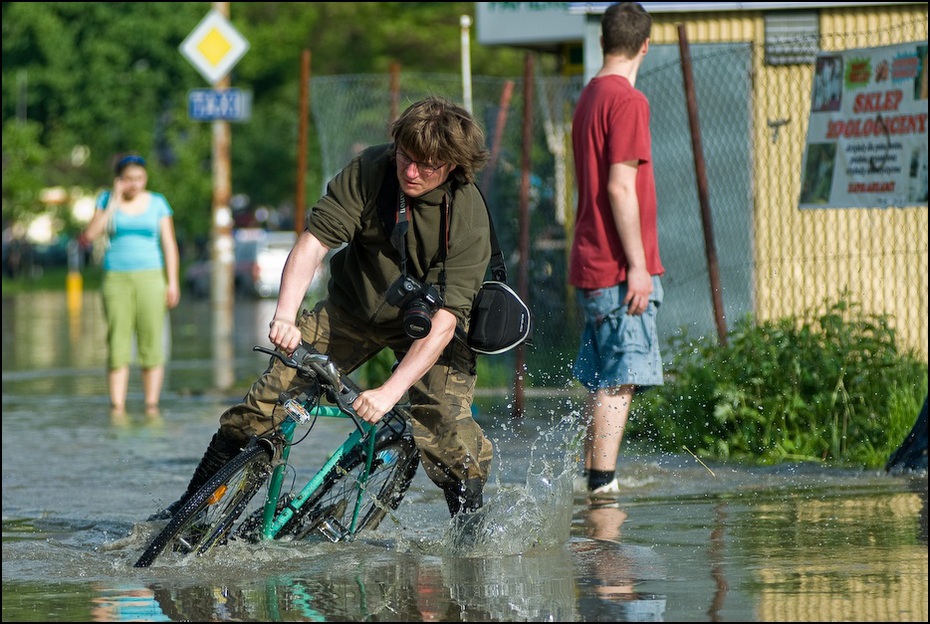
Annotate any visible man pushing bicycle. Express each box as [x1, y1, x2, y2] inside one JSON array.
[[151, 96, 494, 522]]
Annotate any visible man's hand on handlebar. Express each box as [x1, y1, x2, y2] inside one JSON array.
[[353, 387, 402, 425], [268, 318, 302, 355]]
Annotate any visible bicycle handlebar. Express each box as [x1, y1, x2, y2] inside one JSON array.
[[253, 343, 365, 434]]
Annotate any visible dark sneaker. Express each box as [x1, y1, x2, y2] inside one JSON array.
[[588, 477, 621, 499]]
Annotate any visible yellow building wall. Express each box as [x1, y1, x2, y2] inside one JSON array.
[[647, 6, 929, 362]]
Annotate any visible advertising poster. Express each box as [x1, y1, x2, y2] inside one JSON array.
[[799, 42, 928, 209]]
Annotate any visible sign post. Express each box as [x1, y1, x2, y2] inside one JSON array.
[[180, 2, 249, 391]]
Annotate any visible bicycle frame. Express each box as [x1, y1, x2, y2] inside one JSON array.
[[135, 344, 419, 567], [260, 404, 380, 542]]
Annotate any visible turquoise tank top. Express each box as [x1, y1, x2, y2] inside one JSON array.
[[95, 191, 173, 272]]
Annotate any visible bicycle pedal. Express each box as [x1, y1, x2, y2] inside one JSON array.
[[317, 517, 350, 542], [282, 398, 313, 424]]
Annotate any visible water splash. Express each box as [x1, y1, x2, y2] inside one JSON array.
[[443, 405, 582, 557]]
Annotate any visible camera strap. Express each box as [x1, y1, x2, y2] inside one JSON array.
[[392, 191, 450, 297], [393, 193, 411, 276], [474, 185, 508, 283]]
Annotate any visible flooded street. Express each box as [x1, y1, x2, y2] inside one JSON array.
[[3, 291, 928, 622]]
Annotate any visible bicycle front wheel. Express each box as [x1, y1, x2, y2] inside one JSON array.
[[283, 432, 420, 542], [134, 443, 274, 567]]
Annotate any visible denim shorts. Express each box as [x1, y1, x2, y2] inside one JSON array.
[[572, 276, 664, 391]]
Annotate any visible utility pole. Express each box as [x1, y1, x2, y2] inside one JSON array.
[[210, 0, 235, 390], [179, 1, 249, 389], [460, 15, 473, 114]]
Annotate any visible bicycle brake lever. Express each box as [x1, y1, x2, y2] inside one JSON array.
[[253, 345, 299, 368], [325, 377, 369, 438]]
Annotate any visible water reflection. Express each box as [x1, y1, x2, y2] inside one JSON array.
[[91, 585, 170, 622], [1, 291, 282, 402], [749, 483, 928, 622], [91, 542, 662, 622], [575, 503, 667, 621]]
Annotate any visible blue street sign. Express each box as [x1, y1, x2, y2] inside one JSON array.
[[188, 88, 252, 122]]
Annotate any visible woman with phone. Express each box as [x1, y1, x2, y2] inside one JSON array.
[[81, 153, 180, 418]]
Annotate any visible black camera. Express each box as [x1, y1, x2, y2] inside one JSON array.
[[386, 275, 443, 339]]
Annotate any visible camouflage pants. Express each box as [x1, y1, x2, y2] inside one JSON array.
[[219, 299, 493, 490]]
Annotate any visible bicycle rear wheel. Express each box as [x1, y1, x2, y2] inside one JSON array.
[[283, 431, 420, 542], [134, 443, 274, 567]]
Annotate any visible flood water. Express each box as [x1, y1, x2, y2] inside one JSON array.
[[3, 291, 928, 622]]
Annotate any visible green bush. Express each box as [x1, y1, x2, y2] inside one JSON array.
[[631, 297, 928, 469]]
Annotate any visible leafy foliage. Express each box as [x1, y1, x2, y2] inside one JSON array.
[[2, 2, 530, 244], [1, 119, 50, 223], [631, 296, 929, 469]]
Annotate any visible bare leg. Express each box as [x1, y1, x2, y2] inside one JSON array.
[[142, 365, 164, 415], [584, 384, 635, 472], [109, 365, 130, 415]]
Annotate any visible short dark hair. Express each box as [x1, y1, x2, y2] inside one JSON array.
[[390, 96, 489, 184], [601, 2, 652, 59], [114, 153, 146, 175]]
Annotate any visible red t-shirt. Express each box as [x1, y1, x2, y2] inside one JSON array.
[[569, 74, 664, 289]]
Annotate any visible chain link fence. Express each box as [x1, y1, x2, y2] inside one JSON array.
[[310, 13, 928, 390]]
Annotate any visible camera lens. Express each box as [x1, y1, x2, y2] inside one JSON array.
[[403, 300, 432, 339]]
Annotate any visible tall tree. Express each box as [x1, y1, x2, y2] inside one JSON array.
[[2, 2, 527, 243]]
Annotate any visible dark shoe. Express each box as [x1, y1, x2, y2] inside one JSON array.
[[443, 478, 487, 552], [146, 431, 240, 521], [588, 477, 621, 499], [442, 477, 484, 517], [449, 509, 483, 551]]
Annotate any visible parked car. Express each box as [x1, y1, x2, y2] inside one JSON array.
[[185, 229, 296, 299], [239, 230, 296, 298]]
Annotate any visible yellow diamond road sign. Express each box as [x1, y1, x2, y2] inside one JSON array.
[[180, 10, 249, 85]]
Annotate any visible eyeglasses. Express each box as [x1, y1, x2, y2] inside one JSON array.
[[395, 149, 445, 178]]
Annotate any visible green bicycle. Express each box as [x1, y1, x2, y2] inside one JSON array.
[[134, 343, 420, 568]]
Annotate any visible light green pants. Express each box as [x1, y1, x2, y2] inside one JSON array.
[[101, 269, 167, 370]]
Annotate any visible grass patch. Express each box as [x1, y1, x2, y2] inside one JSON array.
[[2, 265, 103, 294]]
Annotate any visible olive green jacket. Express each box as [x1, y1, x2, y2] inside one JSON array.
[[306, 144, 491, 327]]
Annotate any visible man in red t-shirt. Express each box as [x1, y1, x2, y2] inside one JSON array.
[[569, 2, 666, 497]]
